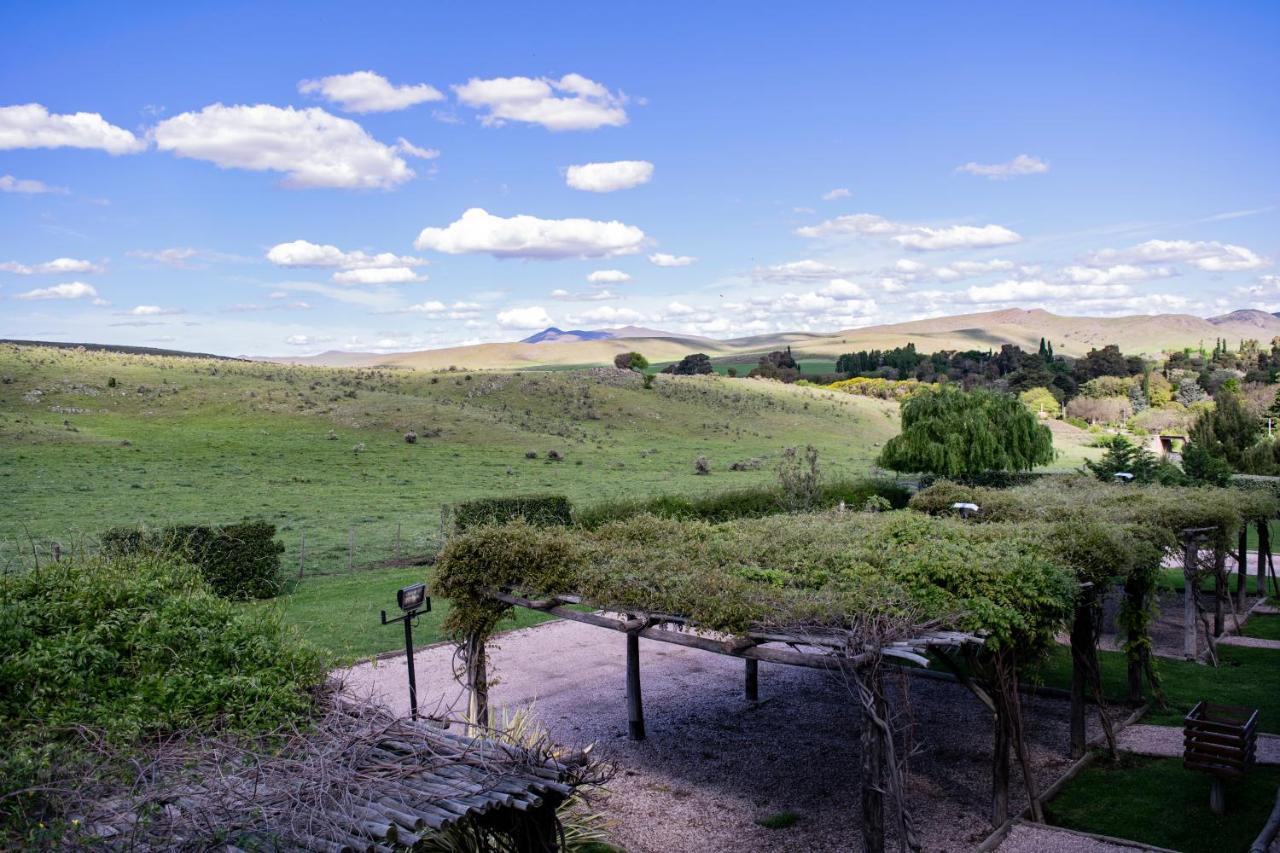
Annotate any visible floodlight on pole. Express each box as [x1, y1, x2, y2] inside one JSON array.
[[1114, 472, 1135, 484], [381, 583, 431, 720], [951, 502, 980, 519]]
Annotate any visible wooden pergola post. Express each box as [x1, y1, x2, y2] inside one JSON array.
[[1237, 524, 1249, 609], [1213, 540, 1226, 638], [626, 634, 645, 740], [1068, 589, 1093, 759], [465, 631, 489, 732], [1123, 574, 1145, 704], [860, 666, 887, 853], [1258, 520, 1270, 597], [1183, 534, 1198, 661], [992, 693, 1010, 827], [745, 658, 759, 702]]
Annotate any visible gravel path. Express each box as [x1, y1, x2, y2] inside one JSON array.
[[1218, 634, 1280, 650], [1117, 723, 1280, 764], [339, 619, 1111, 852], [996, 822, 1174, 852]]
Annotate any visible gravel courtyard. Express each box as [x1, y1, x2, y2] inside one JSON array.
[[339, 619, 1111, 852]]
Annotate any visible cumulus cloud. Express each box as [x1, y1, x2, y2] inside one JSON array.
[[453, 73, 628, 131], [1086, 239, 1268, 272], [285, 334, 333, 347], [956, 154, 1049, 179], [1, 257, 102, 275], [822, 187, 851, 200], [551, 288, 619, 302], [0, 103, 145, 154], [1061, 264, 1176, 286], [586, 269, 631, 284], [965, 279, 1132, 303], [648, 252, 696, 267], [266, 240, 427, 283], [796, 213, 1022, 250], [664, 301, 697, 316], [567, 305, 645, 325], [152, 104, 417, 189], [935, 259, 1017, 280], [124, 304, 182, 316], [332, 267, 424, 285], [0, 174, 68, 194], [14, 281, 99, 300], [414, 208, 645, 259], [821, 278, 867, 299], [753, 259, 846, 282], [497, 305, 554, 329], [565, 159, 653, 192], [298, 71, 444, 113]]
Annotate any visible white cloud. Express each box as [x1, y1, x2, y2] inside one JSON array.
[[567, 306, 645, 325], [956, 154, 1049, 179], [1, 257, 102, 275], [822, 187, 851, 200], [152, 104, 416, 189], [405, 300, 448, 314], [298, 71, 444, 113], [551, 288, 619, 301], [565, 160, 653, 192], [395, 138, 439, 159], [266, 239, 426, 285], [965, 279, 1132, 303], [586, 269, 632, 284], [1061, 264, 1175, 286], [0, 103, 145, 154], [935, 259, 1016, 280], [415, 208, 645, 259], [796, 212, 1022, 251], [820, 278, 867, 299], [1086, 239, 1268, 272], [125, 305, 182, 316], [664, 301, 697, 316], [332, 267, 424, 285], [648, 252, 696, 267], [753, 259, 844, 282], [285, 334, 333, 347], [453, 73, 628, 131], [14, 281, 99, 300], [0, 174, 68, 194], [497, 305, 554, 329]]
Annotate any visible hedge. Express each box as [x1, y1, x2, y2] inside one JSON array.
[[452, 495, 574, 532], [98, 521, 285, 600]]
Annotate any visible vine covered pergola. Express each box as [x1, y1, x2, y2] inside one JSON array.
[[434, 480, 1277, 852]]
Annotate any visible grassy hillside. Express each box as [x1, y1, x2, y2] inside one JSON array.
[[0, 343, 1098, 660]]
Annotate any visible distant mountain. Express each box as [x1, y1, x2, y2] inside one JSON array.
[[518, 325, 682, 344], [2, 339, 243, 361]]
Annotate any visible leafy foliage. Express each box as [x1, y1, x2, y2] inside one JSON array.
[[1188, 388, 1261, 473], [612, 351, 648, 371], [1083, 435, 1185, 485], [101, 521, 285, 600], [452, 495, 574, 531], [661, 353, 713, 375], [878, 386, 1055, 477]]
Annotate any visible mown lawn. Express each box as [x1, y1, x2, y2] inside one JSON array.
[[1028, 643, 1280, 732], [1242, 614, 1280, 640], [1047, 755, 1280, 853]]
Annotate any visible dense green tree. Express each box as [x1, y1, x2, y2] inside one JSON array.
[[877, 386, 1054, 477], [1188, 388, 1260, 471], [662, 353, 713, 375], [613, 351, 649, 371]]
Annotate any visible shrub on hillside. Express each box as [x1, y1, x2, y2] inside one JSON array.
[[452, 495, 574, 531], [100, 521, 285, 600], [662, 353, 713, 375]]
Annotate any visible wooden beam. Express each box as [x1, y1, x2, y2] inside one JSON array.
[[626, 634, 644, 741], [1069, 597, 1091, 759], [745, 658, 759, 702], [1184, 536, 1198, 661], [860, 668, 887, 853]]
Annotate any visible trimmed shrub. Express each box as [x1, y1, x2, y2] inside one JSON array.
[[453, 495, 574, 531], [97, 521, 285, 600]]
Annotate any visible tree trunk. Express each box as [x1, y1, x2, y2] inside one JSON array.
[[1069, 597, 1091, 759], [860, 668, 887, 853]]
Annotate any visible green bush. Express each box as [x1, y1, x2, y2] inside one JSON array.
[[98, 521, 285, 600], [452, 494, 574, 531], [0, 553, 324, 739], [574, 478, 910, 528]]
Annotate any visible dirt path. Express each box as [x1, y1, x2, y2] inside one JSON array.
[[339, 619, 1109, 852]]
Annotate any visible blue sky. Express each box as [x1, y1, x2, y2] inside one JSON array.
[[1, 1, 1277, 356]]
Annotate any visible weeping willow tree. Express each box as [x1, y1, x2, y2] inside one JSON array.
[[878, 386, 1054, 477]]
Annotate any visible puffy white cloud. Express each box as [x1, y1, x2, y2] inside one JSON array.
[[586, 269, 631, 284], [1061, 264, 1175, 286], [820, 278, 867, 299], [567, 305, 645, 324], [405, 300, 448, 314], [332, 267, 424, 285], [152, 104, 416, 189], [125, 305, 182, 316], [453, 73, 627, 131], [965, 279, 1132, 303], [1086, 239, 1268, 272], [648, 252, 696, 267], [298, 71, 444, 113], [285, 334, 333, 347], [565, 160, 653, 192], [266, 240, 426, 284], [796, 212, 1022, 250], [956, 154, 1049, 179], [0, 103, 145, 154], [753, 259, 845, 282], [1, 257, 102, 275], [394, 138, 439, 159], [14, 281, 99, 300], [414, 208, 645, 259], [551, 288, 619, 301], [822, 187, 851, 200], [664, 301, 697, 316], [0, 174, 67, 194], [934, 259, 1016, 280], [497, 305, 554, 329]]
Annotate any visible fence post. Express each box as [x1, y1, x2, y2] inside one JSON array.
[[395, 523, 401, 563], [348, 527, 355, 572], [298, 530, 306, 579]]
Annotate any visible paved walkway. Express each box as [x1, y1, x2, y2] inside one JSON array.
[[1218, 633, 1280, 650], [1117, 724, 1280, 765]]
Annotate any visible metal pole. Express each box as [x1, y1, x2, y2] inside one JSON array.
[[404, 615, 418, 720]]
